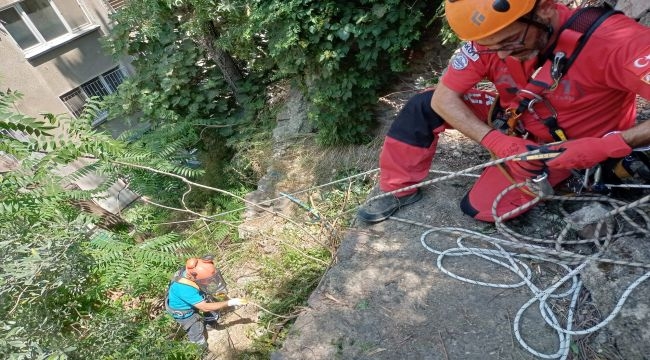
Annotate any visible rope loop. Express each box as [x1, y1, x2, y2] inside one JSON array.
[[386, 151, 650, 359]]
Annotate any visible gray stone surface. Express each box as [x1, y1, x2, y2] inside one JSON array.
[[567, 203, 615, 239], [273, 86, 312, 142], [272, 139, 566, 359], [615, 0, 650, 21], [272, 140, 650, 360], [582, 236, 650, 360]]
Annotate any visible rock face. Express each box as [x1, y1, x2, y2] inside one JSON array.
[[581, 236, 650, 360], [272, 86, 312, 142], [614, 0, 650, 22], [577, 3, 650, 358], [239, 85, 311, 240]]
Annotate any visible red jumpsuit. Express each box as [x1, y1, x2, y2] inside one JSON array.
[[379, 4, 650, 221]]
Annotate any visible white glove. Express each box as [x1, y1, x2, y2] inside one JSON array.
[[227, 298, 247, 307]]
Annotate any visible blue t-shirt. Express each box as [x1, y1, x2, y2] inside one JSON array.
[[167, 278, 205, 311]]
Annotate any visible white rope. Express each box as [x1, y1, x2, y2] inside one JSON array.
[[418, 225, 649, 359], [382, 154, 650, 359]]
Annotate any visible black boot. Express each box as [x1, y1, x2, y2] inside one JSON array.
[[357, 188, 423, 223]]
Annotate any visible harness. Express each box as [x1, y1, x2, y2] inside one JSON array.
[[498, 6, 620, 141], [165, 268, 201, 319]]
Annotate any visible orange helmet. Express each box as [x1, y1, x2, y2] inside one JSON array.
[[185, 257, 216, 281], [445, 0, 537, 40]]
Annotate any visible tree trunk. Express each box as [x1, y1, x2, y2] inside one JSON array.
[[200, 21, 244, 103]]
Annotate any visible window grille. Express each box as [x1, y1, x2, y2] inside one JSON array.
[[60, 67, 127, 126], [81, 77, 111, 99], [102, 67, 126, 92], [60, 88, 86, 118], [105, 0, 126, 12]]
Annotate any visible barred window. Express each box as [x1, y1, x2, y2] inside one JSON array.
[[105, 0, 126, 12], [60, 67, 126, 126]]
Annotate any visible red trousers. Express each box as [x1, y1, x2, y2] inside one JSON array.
[[378, 89, 570, 222]]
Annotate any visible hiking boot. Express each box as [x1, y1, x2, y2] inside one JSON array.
[[204, 311, 220, 329], [357, 188, 423, 223]]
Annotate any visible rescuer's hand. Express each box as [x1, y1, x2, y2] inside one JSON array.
[[480, 130, 544, 178], [227, 298, 248, 307], [546, 133, 632, 170], [503, 161, 545, 180], [480, 130, 537, 158]]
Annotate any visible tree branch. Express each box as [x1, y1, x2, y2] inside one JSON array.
[[111, 160, 329, 249]]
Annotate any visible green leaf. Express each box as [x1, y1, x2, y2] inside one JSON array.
[[8, 340, 26, 348], [336, 28, 350, 41]]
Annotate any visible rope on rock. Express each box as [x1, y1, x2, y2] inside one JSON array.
[[248, 301, 301, 320], [384, 148, 650, 360]]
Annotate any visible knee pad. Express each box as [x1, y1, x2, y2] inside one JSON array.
[[387, 90, 445, 148]]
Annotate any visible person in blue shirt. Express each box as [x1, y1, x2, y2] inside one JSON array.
[[166, 256, 247, 345]]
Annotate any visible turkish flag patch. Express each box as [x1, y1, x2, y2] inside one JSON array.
[[626, 46, 650, 77]]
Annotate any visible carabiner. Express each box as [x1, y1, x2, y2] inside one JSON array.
[[551, 52, 567, 85], [518, 89, 558, 122], [531, 172, 554, 197]]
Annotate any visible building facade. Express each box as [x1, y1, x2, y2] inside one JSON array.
[[0, 0, 138, 217], [0, 0, 129, 127]]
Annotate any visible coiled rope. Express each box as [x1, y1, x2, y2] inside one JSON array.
[[376, 149, 650, 359]]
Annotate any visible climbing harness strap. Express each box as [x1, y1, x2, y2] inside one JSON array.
[[165, 268, 201, 319], [501, 6, 619, 141]]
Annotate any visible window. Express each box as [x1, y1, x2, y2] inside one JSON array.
[[104, 0, 126, 12], [60, 67, 126, 126], [0, 0, 98, 58]]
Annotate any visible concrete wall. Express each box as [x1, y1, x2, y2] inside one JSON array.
[[0, 0, 129, 119]]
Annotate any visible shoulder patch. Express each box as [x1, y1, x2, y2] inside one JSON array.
[[461, 42, 480, 62], [625, 46, 650, 77], [451, 53, 469, 70]]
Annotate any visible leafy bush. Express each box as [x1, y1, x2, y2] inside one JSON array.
[[103, 0, 237, 138], [0, 90, 202, 359], [106, 1, 443, 146], [244, 0, 431, 144]]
